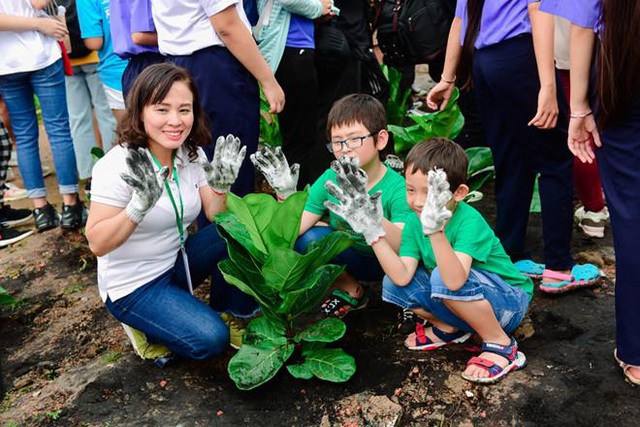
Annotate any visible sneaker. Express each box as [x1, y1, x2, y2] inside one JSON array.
[[0, 225, 33, 248], [33, 203, 61, 232], [574, 206, 609, 238], [8, 150, 18, 167], [0, 204, 32, 227], [120, 323, 172, 360], [220, 313, 246, 350], [60, 201, 88, 229], [2, 183, 27, 202]]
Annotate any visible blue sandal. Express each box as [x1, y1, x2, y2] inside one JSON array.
[[405, 323, 472, 351], [462, 337, 527, 384], [514, 260, 545, 279], [539, 264, 601, 294]]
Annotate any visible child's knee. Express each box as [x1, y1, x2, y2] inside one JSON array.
[[294, 226, 332, 253], [429, 267, 484, 302]]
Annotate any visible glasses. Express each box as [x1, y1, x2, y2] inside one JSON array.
[[326, 131, 379, 153]]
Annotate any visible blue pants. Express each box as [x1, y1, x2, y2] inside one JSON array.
[[383, 267, 529, 334], [122, 52, 165, 102], [105, 224, 236, 360], [473, 35, 574, 270], [598, 97, 640, 366]]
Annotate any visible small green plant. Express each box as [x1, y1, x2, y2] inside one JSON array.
[[382, 65, 412, 126], [258, 89, 283, 148], [465, 146, 495, 193], [101, 351, 123, 364], [0, 286, 16, 307], [215, 191, 357, 390], [45, 410, 61, 421]]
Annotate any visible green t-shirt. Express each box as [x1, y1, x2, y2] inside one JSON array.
[[305, 165, 412, 253], [399, 202, 534, 298]]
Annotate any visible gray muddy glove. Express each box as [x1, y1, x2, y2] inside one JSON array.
[[250, 146, 299, 199], [421, 167, 453, 235], [200, 134, 247, 194], [323, 156, 385, 245], [120, 147, 169, 224]]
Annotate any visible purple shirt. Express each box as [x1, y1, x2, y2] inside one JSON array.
[[286, 14, 314, 49], [109, 0, 160, 58], [455, 0, 538, 49], [539, 0, 601, 31]]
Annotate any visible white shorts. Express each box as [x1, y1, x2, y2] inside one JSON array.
[[103, 85, 125, 110]]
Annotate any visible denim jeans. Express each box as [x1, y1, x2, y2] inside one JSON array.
[[0, 60, 78, 198], [383, 266, 530, 334], [65, 63, 116, 179], [105, 224, 237, 360]]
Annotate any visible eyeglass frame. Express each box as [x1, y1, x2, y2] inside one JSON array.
[[325, 131, 380, 153]]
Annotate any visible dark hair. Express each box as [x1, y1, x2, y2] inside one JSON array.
[[404, 137, 468, 190], [458, 0, 485, 90], [597, 0, 640, 128], [326, 93, 388, 140], [116, 63, 211, 161]]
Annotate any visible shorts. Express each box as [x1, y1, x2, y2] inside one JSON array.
[[103, 84, 125, 110]]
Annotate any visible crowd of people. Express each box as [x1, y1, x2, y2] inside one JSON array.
[[0, 0, 637, 386]]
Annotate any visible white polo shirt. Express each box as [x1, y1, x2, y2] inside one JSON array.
[[91, 145, 208, 302], [0, 2, 61, 75], [151, 0, 251, 55]]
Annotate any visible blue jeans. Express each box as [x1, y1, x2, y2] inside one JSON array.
[[65, 63, 116, 179], [105, 224, 236, 360], [0, 60, 78, 198], [383, 267, 530, 334], [295, 226, 385, 281]]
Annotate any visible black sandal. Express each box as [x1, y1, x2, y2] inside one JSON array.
[[319, 289, 368, 318]]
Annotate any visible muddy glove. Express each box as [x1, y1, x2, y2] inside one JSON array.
[[323, 156, 385, 245], [200, 134, 246, 194], [421, 167, 453, 235], [250, 146, 299, 199], [120, 147, 169, 224]]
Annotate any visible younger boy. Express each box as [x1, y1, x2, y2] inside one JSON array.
[[252, 93, 412, 317], [326, 137, 532, 384]]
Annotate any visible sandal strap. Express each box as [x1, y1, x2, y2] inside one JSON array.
[[466, 356, 504, 376], [431, 326, 467, 342], [331, 289, 361, 307], [480, 338, 518, 362], [542, 269, 573, 282]]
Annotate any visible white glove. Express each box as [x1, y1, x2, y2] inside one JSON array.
[[420, 167, 453, 235], [200, 134, 247, 194], [250, 146, 299, 199], [120, 147, 169, 224], [323, 156, 385, 245]]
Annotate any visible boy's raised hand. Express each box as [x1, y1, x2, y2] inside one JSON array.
[[120, 147, 170, 224], [250, 146, 299, 199], [323, 156, 385, 245], [421, 168, 453, 235], [200, 134, 246, 194]]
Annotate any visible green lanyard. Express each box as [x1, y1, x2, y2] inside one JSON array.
[[149, 151, 185, 247]]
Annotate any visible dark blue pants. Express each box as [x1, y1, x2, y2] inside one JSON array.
[[168, 46, 259, 197], [122, 52, 165, 102], [472, 35, 574, 271], [598, 98, 640, 366]]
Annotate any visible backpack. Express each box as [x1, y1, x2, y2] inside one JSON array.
[[58, 0, 92, 59], [373, 0, 455, 66]]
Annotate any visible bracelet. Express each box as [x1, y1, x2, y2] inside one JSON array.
[[570, 110, 593, 119], [441, 74, 456, 84]]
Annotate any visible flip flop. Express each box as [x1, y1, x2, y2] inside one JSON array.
[[514, 260, 545, 279], [539, 264, 601, 294], [614, 349, 640, 386]]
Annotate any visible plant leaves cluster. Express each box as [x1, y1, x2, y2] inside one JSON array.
[[215, 191, 357, 390], [258, 89, 283, 148], [0, 286, 16, 307]]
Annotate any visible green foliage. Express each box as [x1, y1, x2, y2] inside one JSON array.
[[216, 192, 357, 390], [259, 89, 283, 147], [389, 87, 465, 156], [0, 286, 16, 307], [91, 146, 105, 162], [530, 175, 541, 213], [465, 147, 495, 193], [382, 65, 412, 126]]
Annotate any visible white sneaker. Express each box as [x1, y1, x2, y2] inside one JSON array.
[[2, 183, 27, 202], [574, 206, 609, 238]]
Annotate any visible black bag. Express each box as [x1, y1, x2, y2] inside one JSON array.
[[58, 0, 92, 59], [373, 0, 455, 66], [314, 21, 352, 70]]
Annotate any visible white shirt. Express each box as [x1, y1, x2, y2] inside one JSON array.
[[553, 16, 570, 71], [0, 1, 61, 75], [91, 145, 207, 302], [151, 0, 251, 55]]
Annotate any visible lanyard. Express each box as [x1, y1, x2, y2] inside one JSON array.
[[149, 150, 194, 295]]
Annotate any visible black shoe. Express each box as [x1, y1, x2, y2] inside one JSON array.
[[33, 203, 61, 232], [60, 201, 88, 230], [0, 225, 34, 248], [0, 204, 33, 227]]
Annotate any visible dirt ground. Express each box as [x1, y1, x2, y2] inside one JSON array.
[[1, 134, 639, 427]]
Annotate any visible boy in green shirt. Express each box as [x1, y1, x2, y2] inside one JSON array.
[[252, 93, 412, 318], [324, 137, 532, 384]]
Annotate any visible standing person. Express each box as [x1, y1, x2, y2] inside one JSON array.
[[86, 63, 249, 358], [77, 0, 128, 122], [0, 1, 87, 232], [543, 0, 640, 386], [426, 0, 600, 293], [151, 0, 285, 197]]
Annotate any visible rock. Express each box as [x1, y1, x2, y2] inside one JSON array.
[[362, 395, 403, 427], [331, 392, 403, 427]]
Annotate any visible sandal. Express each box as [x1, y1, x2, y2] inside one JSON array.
[[318, 289, 368, 318], [462, 337, 527, 384], [514, 260, 545, 279], [539, 264, 601, 294], [397, 308, 423, 335], [614, 349, 640, 386], [405, 323, 472, 351]]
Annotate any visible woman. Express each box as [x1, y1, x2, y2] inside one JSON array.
[[544, 0, 640, 385], [86, 63, 246, 359]]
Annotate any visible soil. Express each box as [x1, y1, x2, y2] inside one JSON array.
[[1, 138, 639, 427]]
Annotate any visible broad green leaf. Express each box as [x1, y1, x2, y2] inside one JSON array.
[[263, 190, 308, 249], [215, 210, 266, 263], [228, 339, 294, 390], [277, 264, 344, 318], [218, 259, 274, 309], [301, 341, 326, 356], [243, 316, 287, 346], [297, 348, 356, 383], [297, 231, 355, 283], [383, 65, 411, 126], [286, 363, 314, 379], [263, 248, 308, 293], [224, 193, 275, 254], [466, 147, 494, 178], [294, 318, 346, 343], [0, 286, 15, 307], [530, 174, 541, 213], [259, 88, 283, 147]]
